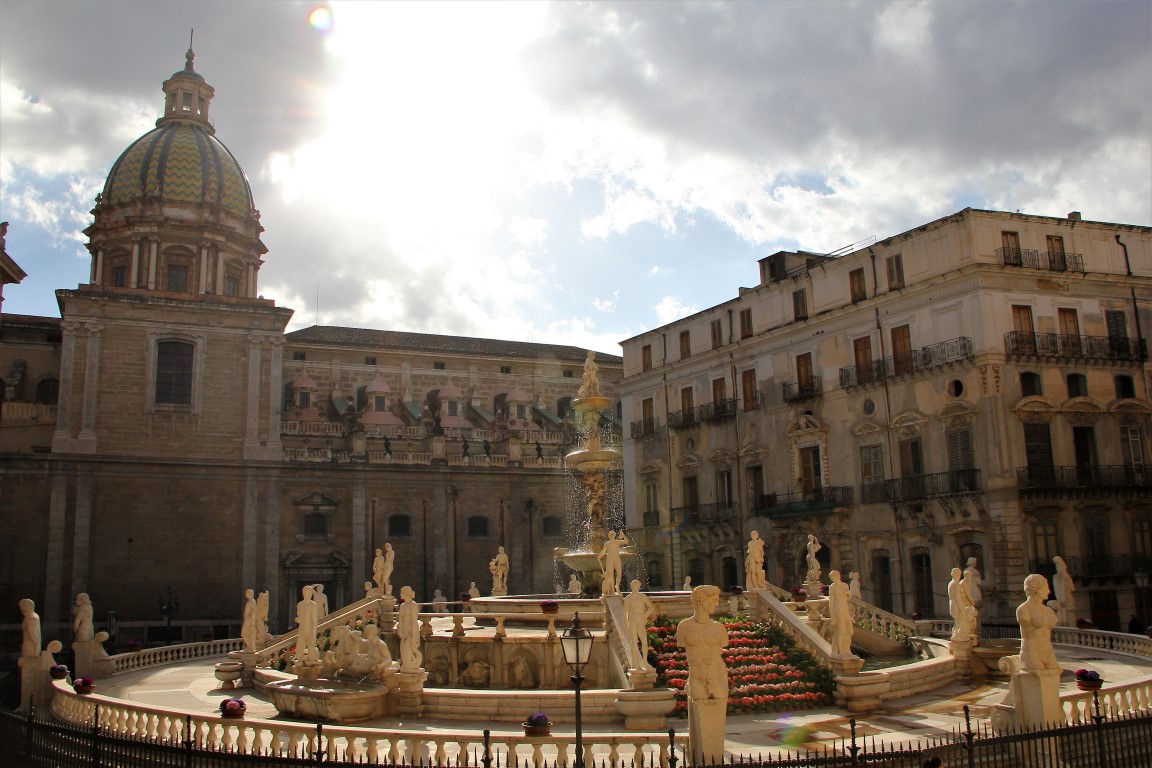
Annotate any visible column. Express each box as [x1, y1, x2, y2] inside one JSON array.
[[352, 486, 366, 590], [266, 337, 284, 453], [247, 264, 256, 298], [71, 473, 93, 598], [92, 248, 102, 284], [77, 322, 103, 452], [198, 243, 210, 293], [147, 238, 158, 289], [263, 475, 281, 631], [130, 241, 140, 287], [51, 321, 80, 451], [216, 248, 226, 296], [44, 473, 70, 630]]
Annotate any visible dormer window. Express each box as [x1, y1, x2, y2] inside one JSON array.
[[448, 401, 459, 417]]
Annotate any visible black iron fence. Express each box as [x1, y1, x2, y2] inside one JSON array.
[[998, 246, 1085, 273], [5, 704, 1152, 768], [752, 486, 854, 519], [1016, 464, 1152, 490]]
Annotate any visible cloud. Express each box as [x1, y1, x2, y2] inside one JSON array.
[[592, 291, 619, 313], [654, 295, 698, 326]]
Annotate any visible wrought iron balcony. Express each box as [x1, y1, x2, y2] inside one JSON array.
[[752, 486, 854, 519], [699, 398, 738, 422], [998, 247, 1084, 273], [839, 337, 974, 389], [671, 502, 738, 526], [782, 378, 822, 403], [1004, 331, 1145, 363], [1016, 464, 1152, 490], [666, 409, 698, 430], [629, 418, 661, 440], [879, 469, 982, 502]]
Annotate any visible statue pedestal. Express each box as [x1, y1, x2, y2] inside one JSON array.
[[687, 697, 727, 764], [830, 655, 864, 677], [228, 650, 260, 686], [626, 667, 657, 689], [73, 632, 114, 679], [491, 587, 508, 597], [396, 670, 428, 717], [804, 580, 823, 599], [1017, 667, 1063, 728], [615, 688, 676, 731], [835, 671, 890, 713], [18, 656, 45, 712], [949, 636, 974, 678]]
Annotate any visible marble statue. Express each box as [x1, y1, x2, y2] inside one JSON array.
[[373, 544, 395, 596], [959, 568, 980, 642], [20, 599, 40, 658], [599, 530, 628, 595], [948, 567, 974, 642], [313, 584, 329, 617], [624, 579, 655, 670], [432, 589, 447, 612], [805, 534, 822, 583], [1052, 556, 1076, 626], [492, 546, 510, 594], [398, 585, 423, 671], [963, 557, 983, 608], [584, 472, 609, 530], [295, 585, 319, 661], [676, 585, 729, 763], [364, 581, 375, 599], [1018, 574, 1059, 671], [683, 576, 692, 590], [256, 590, 271, 648], [745, 531, 767, 590], [362, 623, 396, 680], [568, 574, 582, 595], [827, 571, 853, 657], [577, 350, 601, 398], [73, 593, 94, 642], [848, 572, 862, 601], [468, 582, 481, 600], [242, 589, 259, 653]]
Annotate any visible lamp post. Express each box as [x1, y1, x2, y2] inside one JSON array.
[[159, 587, 179, 645], [561, 612, 594, 768]]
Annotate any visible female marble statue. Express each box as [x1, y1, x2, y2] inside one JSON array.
[[827, 571, 853, 656], [676, 586, 729, 702], [493, 546, 510, 592], [241, 589, 259, 653], [373, 544, 395, 595], [1017, 573, 1059, 671], [73, 593, 94, 642], [256, 590, 271, 647], [1052, 556, 1076, 626], [963, 556, 983, 608], [805, 534, 822, 583], [948, 567, 974, 641], [295, 585, 319, 660], [745, 531, 767, 590], [20, 599, 41, 658], [848, 572, 862, 601], [398, 585, 423, 671]]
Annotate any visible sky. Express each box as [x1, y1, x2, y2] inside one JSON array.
[[1, 1, 1149, 355]]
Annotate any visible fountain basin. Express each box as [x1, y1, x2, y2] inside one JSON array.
[[265, 678, 389, 723]]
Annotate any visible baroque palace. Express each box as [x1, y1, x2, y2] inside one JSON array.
[[620, 208, 1152, 632], [0, 52, 622, 645]]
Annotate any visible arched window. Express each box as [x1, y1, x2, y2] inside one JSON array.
[[467, 516, 489, 537], [1066, 373, 1087, 398], [542, 516, 563, 538], [35, 378, 59, 405], [646, 556, 664, 588], [156, 340, 194, 405], [1020, 372, 1042, 398], [389, 514, 412, 537], [688, 557, 705, 587]]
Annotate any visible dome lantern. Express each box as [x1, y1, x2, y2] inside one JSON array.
[[158, 48, 215, 133]]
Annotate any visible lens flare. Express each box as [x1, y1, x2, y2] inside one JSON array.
[[308, 5, 334, 33]]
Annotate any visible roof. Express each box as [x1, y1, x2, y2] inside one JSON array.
[[285, 326, 622, 364]]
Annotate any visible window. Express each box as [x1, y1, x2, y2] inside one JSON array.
[[646, 557, 664, 588], [710, 319, 723, 349], [910, 547, 934, 618], [365, 356, 377, 366], [849, 268, 866, 303], [1116, 374, 1136, 399], [35, 378, 59, 405], [557, 396, 572, 419], [434, 361, 446, 370], [1134, 519, 1152, 559], [447, 401, 459, 417], [680, 387, 695, 421], [1021, 372, 1042, 397], [747, 466, 765, 510], [679, 330, 691, 359], [644, 481, 659, 527], [1072, 426, 1098, 483], [641, 397, 654, 433], [946, 429, 974, 472], [682, 476, 699, 508], [374, 395, 387, 411], [1058, 308, 1081, 354], [1066, 374, 1087, 398], [1023, 423, 1054, 481], [739, 308, 753, 339], [516, 403, 527, 419], [542, 516, 563, 538], [1106, 309, 1131, 358], [712, 378, 726, 408], [891, 325, 912, 375], [224, 275, 239, 296], [389, 514, 412, 537], [298, 391, 311, 408], [796, 353, 813, 390], [853, 337, 874, 384], [793, 289, 808, 321], [886, 254, 905, 290], [111, 266, 127, 287], [500, 365, 512, 374], [1046, 235, 1066, 270], [155, 340, 194, 405], [899, 437, 923, 476], [641, 345, 652, 372], [688, 557, 705, 588], [1084, 519, 1109, 567], [292, 351, 306, 361], [467, 516, 489, 537], [1002, 231, 1022, 264], [1121, 427, 1145, 479], [562, 369, 573, 378], [799, 445, 821, 493], [860, 445, 884, 486], [303, 512, 328, 538], [871, 550, 893, 612], [166, 265, 188, 293], [741, 369, 758, 411], [716, 470, 733, 505], [1034, 520, 1059, 562]]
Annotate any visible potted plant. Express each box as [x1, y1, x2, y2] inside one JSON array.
[[220, 697, 247, 718], [790, 587, 807, 603], [73, 676, 95, 694], [1075, 669, 1103, 691], [50, 664, 70, 680], [523, 711, 552, 737], [127, 639, 142, 652], [539, 600, 560, 615]]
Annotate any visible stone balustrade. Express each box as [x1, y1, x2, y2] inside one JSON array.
[[850, 599, 917, 643], [111, 639, 245, 673], [49, 681, 682, 765], [1051, 627, 1152, 657], [1062, 673, 1152, 724]]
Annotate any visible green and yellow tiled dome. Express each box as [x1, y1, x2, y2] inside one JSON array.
[[102, 121, 254, 218]]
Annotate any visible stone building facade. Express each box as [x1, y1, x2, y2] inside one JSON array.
[[620, 208, 1152, 630], [0, 52, 621, 646]]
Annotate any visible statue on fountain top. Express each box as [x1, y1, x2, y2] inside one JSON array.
[[398, 585, 423, 672], [491, 546, 510, 594], [373, 544, 395, 596], [599, 530, 628, 595], [805, 534, 822, 583], [577, 351, 601, 399], [584, 472, 608, 530]]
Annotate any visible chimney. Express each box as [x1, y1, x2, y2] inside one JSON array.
[[1068, 211, 1082, 221]]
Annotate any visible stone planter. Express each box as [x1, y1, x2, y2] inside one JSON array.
[[74, 684, 95, 695], [1076, 679, 1103, 692], [214, 661, 244, 689], [540, 602, 559, 615], [221, 709, 246, 719], [50, 666, 69, 680], [523, 723, 552, 737]]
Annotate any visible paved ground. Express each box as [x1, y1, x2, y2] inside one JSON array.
[[94, 644, 1152, 758]]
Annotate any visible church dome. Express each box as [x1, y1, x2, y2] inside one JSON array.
[[101, 122, 254, 218]]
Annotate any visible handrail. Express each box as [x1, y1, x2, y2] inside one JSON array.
[[258, 594, 388, 664], [111, 638, 244, 674], [746, 590, 834, 669], [600, 595, 637, 687], [850, 598, 917, 644]]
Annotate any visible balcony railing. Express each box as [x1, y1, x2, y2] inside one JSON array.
[[671, 502, 738, 526], [839, 337, 974, 389], [752, 486, 854, 519], [1030, 554, 1152, 580], [882, 468, 982, 502], [629, 418, 661, 440], [998, 247, 1084, 273], [666, 409, 697, 430], [1004, 331, 1145, 363], [782, 378, 822, 403], [1016, 464, 1152, 490], [699, 398, 738, 422]]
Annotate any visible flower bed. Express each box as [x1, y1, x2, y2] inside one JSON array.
[[648, 615, 834, 716]]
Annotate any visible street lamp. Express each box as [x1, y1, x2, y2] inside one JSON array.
[[561, 612, 594, 768], [159, 587, 179, 645]]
